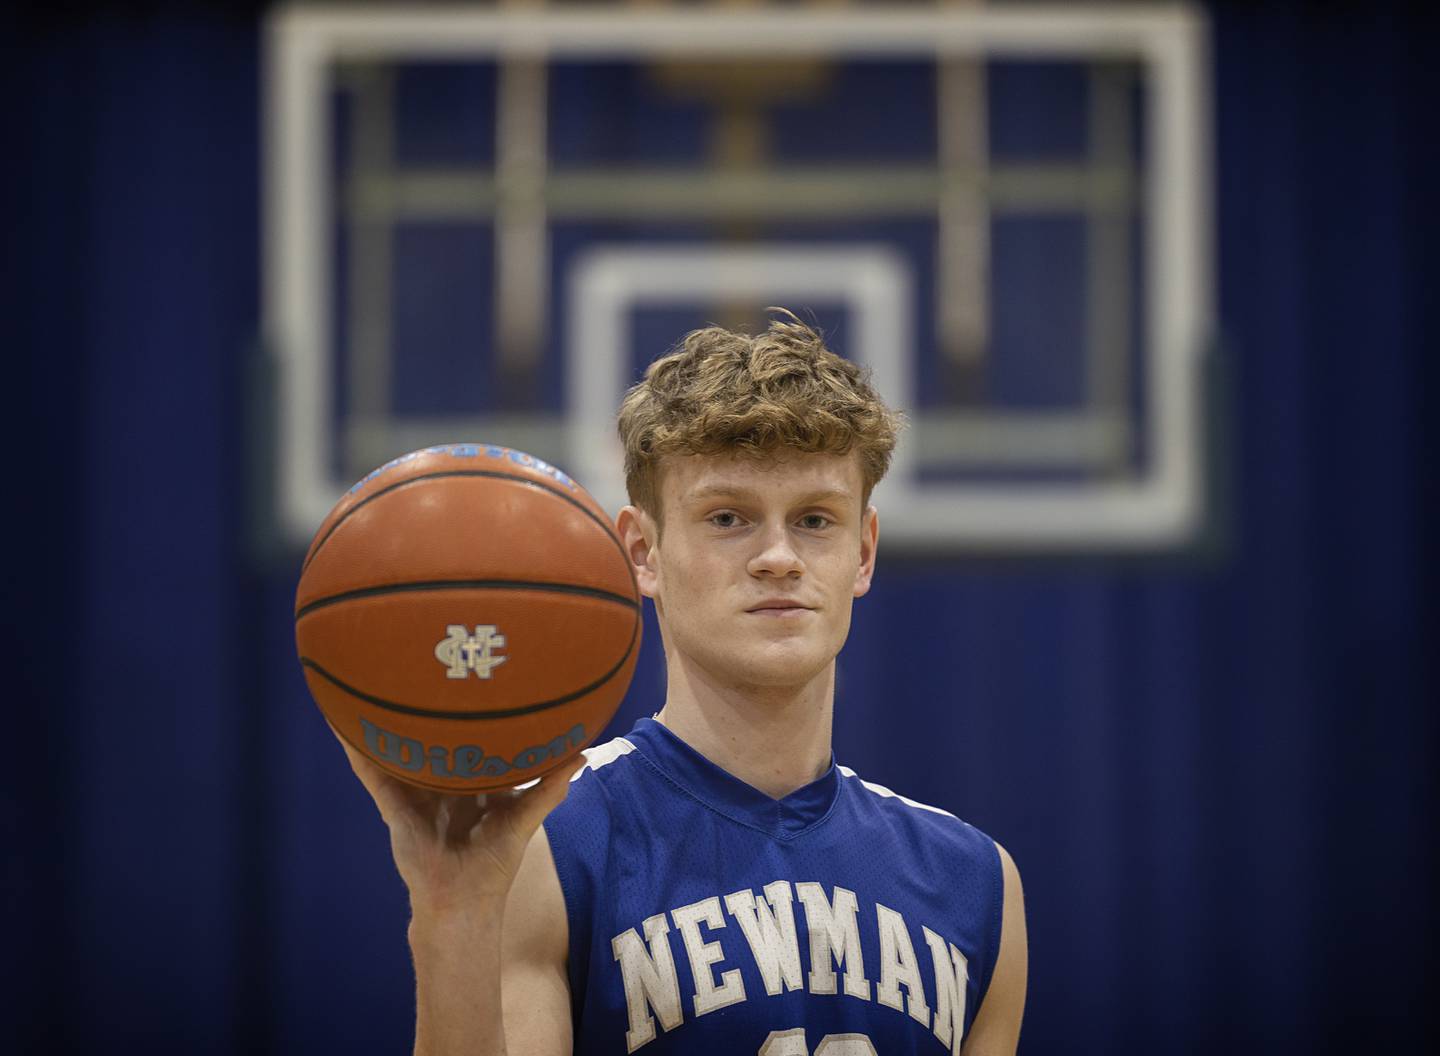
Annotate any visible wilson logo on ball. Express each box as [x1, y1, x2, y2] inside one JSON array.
[[434, 624, 508, 680], [359, 717, 586, 780]]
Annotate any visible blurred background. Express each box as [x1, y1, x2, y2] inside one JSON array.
[[5, 0, 1436, 1052]]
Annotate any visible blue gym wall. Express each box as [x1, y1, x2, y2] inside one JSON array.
[[6, 2, 1436, 1052]]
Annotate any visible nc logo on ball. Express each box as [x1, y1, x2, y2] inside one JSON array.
[[435, 624, 508, 680]]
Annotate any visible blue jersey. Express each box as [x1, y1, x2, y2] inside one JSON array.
[[543, 718, 1004, 1056]]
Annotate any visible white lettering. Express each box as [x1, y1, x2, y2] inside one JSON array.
[[922, 925, 970, 1056], [795, 882, 871, 1000], [618, 881, 971, 1055], [759, 1032, 879, 1056], [815, 1037, 879, 1056], [724, 881, 804, 997], [611, 913, 683, 1052], [758, 1028, 809, 1056], [671, 896, 746, 1017], [875, 903, 931, 1027]]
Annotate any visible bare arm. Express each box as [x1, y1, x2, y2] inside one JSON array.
[[335, 732, 578, 1056], [961, 842, 1028, 1056], [498, 828, 573, 1056]]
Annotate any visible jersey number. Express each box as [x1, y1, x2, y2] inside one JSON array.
[[759, 1030, 877, 1056]]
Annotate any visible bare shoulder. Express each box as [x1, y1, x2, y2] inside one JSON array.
[[501, 825, 573, 1056], [961, 841, 1028, 1056]]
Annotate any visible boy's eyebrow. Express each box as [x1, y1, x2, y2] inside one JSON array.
[[684, 484, 757, 503], [683, 484, 855, 505]]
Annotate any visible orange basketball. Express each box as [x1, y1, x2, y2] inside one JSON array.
[[294, 443, 641, 792]]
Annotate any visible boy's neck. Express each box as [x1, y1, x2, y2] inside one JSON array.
[[653, 658, 835, 800]]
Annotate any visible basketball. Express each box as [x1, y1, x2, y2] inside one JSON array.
[[294, 443, 641, 793]]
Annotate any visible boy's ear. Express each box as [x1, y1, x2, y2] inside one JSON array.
[[616, 505, 660, 599], [852, 505, 879, 598]]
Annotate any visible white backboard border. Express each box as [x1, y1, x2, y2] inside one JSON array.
[[264, 4, 1212, 550]]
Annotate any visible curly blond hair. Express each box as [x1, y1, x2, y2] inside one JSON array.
[[617, 309, 902, 516]]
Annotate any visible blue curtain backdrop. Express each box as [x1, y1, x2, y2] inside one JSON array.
[[5, 2, 1435, 1053]]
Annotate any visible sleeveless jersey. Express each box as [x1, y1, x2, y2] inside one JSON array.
[[543, 718, 1004, 1056]]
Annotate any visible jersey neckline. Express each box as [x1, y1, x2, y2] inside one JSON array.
[[623, 717, 841, 840]]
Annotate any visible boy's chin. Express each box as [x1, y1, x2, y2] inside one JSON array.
[[723, 649, 834, 693]]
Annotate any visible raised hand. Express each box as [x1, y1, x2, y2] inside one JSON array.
[[332, 727, 586, 914]]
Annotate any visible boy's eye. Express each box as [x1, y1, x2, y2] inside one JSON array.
[[799, 514, 832, 530], [710, 512, 741, 528]]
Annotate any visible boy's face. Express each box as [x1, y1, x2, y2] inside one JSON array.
[[626, 449, 878, 692]]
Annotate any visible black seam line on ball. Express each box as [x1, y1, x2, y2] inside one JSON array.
[[294, 578, 639, 621], [301, 470, 625, 574], [298, 621, 635, 722], [299, 603, 638, 722]]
